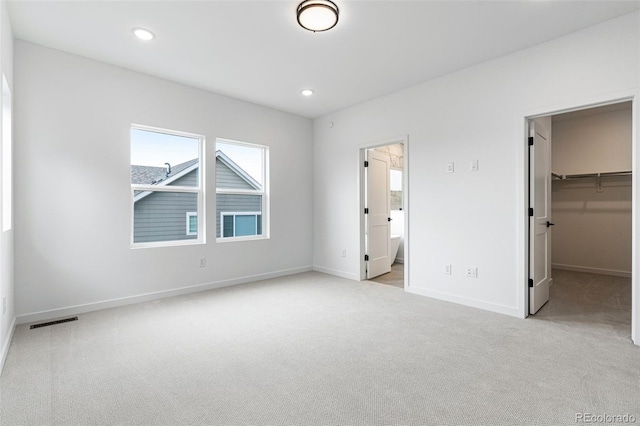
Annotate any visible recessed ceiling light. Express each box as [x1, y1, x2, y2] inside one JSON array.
[[133, 28, 155, 41], [301, 89, 314, 96]]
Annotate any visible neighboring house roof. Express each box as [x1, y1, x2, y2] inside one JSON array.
[[131, 158, 199, 186], [131, 151, 261, 202]]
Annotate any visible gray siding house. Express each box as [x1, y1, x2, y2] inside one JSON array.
[[131, 151, 262, 243]]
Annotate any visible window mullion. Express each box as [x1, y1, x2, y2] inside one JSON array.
[[132, 185, 200, 193]]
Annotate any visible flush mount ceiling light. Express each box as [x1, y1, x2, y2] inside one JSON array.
[[301, 89, 314, 96], [132, 28, 155, 41], [296, 0, 339, 32]]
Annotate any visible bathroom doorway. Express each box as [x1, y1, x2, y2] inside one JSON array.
[[359, 136, 408, 289]]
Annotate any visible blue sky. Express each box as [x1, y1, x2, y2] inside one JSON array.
[[131, 128, 263, 184]]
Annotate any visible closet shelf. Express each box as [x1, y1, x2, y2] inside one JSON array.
[[552, 170, 632, 180]]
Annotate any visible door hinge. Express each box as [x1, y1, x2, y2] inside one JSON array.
[[528, 278, 533, 288], [364, 161, 369, 167], [528, 207, 533, 217], [364, 254, 369, 261], [528, 136, 534, 146], [364, 208, 369, 214]]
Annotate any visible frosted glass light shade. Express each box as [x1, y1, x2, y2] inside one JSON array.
[[297, 0, 339, 32]]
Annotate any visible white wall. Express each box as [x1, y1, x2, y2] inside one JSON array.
[[14, 41, 313, 321], [312, 11, 640, 328], [551, 108, 632, 276], [0, 0, 14, 372]]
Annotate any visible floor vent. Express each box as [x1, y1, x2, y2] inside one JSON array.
[[30, 317, 78, 329]]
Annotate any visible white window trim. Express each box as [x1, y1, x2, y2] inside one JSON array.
[[130, 124, 206, 248], [186, 212, 198, 236], [215, 138, 269, 243]]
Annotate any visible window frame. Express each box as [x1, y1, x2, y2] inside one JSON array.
[[130, 124, 205, 248], [215, 138, 269, 243]]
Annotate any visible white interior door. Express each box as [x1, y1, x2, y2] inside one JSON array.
[[529, 120, 552, 314], [366, 149, 391, 279]]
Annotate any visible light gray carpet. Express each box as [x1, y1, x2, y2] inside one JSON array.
[[1, 271, 638, 425], [533, 269, 631, 338]]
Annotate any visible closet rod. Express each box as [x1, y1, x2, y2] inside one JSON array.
[[552, 170, 632, 180]]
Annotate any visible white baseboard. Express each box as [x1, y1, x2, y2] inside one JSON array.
[[312, 265, 360, 281], [552, 263, 631, 278], [405, 286, 520, 318], [394, 257, 404, 264], [17, 266, 313, 325], [1, 316, 16, 376]]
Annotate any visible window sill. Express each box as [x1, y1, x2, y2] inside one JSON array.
[[216, 235, 269, 244], [130, 239, 205, 249]]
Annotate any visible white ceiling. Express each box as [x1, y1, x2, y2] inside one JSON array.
[[7, 1, 640, 119]]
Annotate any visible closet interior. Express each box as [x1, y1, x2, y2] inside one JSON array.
[[538, 101, 632, 336]]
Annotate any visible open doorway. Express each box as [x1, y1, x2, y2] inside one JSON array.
[[359, 136, 408, 289], [527, 101, 633, 338]]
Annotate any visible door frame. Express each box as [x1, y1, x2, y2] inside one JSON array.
[[359, 135, 409, 289], [520, 91, 637, 344]]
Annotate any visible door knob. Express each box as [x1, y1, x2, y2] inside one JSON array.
[[388, 217, 392, 222], [546, 221, 555, 227]]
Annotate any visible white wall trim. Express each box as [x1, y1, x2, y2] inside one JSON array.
[[552, 263, 632, 278], [312, 266, 360, 281], [406, 287, 520, 318], [0, 316, 16, 376], [16, 266, 312, 326]]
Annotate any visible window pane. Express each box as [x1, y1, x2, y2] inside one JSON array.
[[188, 214, 197, 234], [131, 128, 199, 187], [223, 215, 234, 238], [235, 215, 257, 236], [133, 191, 198, 243], [216, 141, 263, 190], [390, 170, 402, 191], [216, 194, 262, 238], [2, 76, 12, 232], [390, 169, 403, 210]]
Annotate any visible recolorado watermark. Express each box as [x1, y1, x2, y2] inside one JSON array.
[[576, 413, 637, 424]]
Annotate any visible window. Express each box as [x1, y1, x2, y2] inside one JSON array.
[[390, 169, 403, 211], [2, 75, 12, 232], [216, 139, 268, 241], [221, 212, 262, 238], [131, 125, 204, 247], [186, 212, 198, 235]]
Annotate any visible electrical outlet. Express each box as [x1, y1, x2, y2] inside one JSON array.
[[199, 257, 206, 268], [446, 162, 455, 173], [341, 249, 347, 258], [444, 264, 452, 275], [2, 296, 6, 315], [465, 267, 478, 278]]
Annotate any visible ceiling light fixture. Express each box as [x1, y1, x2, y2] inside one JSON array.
[[296, 0, 339, 32], [301, 89, 314, 96], [132, 28, 155, 41]]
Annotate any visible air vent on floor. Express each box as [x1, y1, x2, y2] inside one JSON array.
[[30, 317, 78, 329]]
